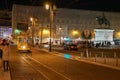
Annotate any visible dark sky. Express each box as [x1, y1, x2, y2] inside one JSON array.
[[0, 0, 120, 12]]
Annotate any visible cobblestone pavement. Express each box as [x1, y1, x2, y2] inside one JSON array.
[[0, 59, 11, 80]]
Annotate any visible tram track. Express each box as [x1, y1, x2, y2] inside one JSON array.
[[21, 55, 71, 80], [10, 54, 48, 80], [10, 46, 71, 80]]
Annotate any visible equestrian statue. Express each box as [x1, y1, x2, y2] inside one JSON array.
[[96, 13, 110, 29]]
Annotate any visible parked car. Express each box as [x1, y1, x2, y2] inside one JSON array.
[[63, 44, 78, 50], [42, 42, 49, 48]]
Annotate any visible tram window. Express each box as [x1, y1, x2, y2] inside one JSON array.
[[18, 38, 27, 42]]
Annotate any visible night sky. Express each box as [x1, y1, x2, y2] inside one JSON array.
[[0, 0, 120, 12]]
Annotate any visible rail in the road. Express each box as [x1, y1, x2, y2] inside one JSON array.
[[10, 55, 48, 80], [22, 55, 71, 80], [10, 53, 71, 80], [22, 56, 49, 80], [10, 45, 71, 80]]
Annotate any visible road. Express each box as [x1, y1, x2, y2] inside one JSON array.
[[9, 46, 120, 80]]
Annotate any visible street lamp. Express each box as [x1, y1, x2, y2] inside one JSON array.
[[45, 1, 56, 52], [59, 26, 62, 45], [30, 17, 36, 47]]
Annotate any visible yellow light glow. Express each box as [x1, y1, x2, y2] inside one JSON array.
[[117, 32, 120, 37], [59, 27, 62, 30], [43, 29, 49, 34], [45, 4, 50, 10], [72, 30, 78, 35], [28, 27, 31, 30], [30, 17, 33, 22], [21, 45, 26, 49]]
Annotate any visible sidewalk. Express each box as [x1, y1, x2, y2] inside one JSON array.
[[0, 60, 11, 80]]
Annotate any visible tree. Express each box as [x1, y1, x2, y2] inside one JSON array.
[[81, 31, 92, 39]]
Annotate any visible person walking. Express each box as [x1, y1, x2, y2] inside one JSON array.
[[0, 41, 3, 68], [2, 39, 10, 71]]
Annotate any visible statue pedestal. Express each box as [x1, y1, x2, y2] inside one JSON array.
[[94, 29, 114, 45]]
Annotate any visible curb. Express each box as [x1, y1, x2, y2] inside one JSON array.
[[41, 48, 120, 71]]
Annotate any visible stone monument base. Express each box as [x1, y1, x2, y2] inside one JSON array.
[[94, 29, 114, 45]]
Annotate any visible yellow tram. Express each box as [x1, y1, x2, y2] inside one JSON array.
[[17, 35, 31, 52]]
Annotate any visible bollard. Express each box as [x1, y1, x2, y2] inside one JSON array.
[[104, 55, 106, 64], [95, 54, 97, 62], [101, 52, 103, 58], [80, 52, 83, 58], [86, 49, 89, 58], [114, 52, 116, 58], [90, 51, 91, 57], [116, 56, 118, 66]]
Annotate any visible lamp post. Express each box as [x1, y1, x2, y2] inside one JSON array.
[[45, 1, 56, 52], [40, 26, 43, 47], [59, 26, 62, 45], [30, 17, 35, 47]]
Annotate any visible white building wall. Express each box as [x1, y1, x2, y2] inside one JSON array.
[[12, 4, 120, 40]]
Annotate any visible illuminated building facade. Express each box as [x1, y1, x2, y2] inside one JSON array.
[[0, 10, 12, 39], [12, 4, 120, 44]]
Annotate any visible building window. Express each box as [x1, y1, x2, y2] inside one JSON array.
[[17, 23, 28, 31]]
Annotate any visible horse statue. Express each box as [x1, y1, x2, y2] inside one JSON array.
[[96, 13, 110, 28]]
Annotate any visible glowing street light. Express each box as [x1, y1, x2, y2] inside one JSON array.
[[43, 29, 49, 35], [59, 26, 62, 45], [30, 17, 36, 46], [45, 1, 56, 52], [45, 4, 50, 10]]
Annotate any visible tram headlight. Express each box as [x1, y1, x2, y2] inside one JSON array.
[[21, 45, 26, 49]]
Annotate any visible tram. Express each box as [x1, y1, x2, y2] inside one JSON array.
[[17, 35, 31, 52]]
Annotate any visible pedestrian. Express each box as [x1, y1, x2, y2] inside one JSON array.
[[0, 41, 3, 68], [36, 42, 39, 48], [2, 39, 10, 71]]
